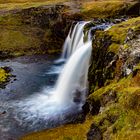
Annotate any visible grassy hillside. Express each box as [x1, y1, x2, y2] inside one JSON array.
[[0, 0, 67, 11], [81, 0, 139, 19]]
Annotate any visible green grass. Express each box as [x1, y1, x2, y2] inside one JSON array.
[[21, 115, 94, 140], [0, 26, 43, 56]]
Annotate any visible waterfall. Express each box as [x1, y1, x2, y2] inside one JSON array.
[[53, 21, 92, 105], [9, 21, 112, 131]]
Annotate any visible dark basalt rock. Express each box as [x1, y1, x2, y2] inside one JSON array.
[[89, 99, 101, 116], [0, 51, 12, 59], [126, 2, 140, 16], [88, 33, 116, 92], [87, 124, 102, 140], [2, 66, 13, 73], [82, 102, 90, 116], [0, 110, 7, 116]]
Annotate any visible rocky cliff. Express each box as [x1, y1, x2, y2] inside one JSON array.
[[87, 16, 140, 140]]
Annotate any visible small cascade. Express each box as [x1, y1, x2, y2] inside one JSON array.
[[61, 21, 89, 59]]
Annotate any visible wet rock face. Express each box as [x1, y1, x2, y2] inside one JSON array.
[[122, 31, 140, 73], [88, 33, 116, 92], [0, 51, 11, 59]]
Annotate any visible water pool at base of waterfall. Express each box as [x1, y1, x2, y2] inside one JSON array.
[[0, 55, 83, 140]]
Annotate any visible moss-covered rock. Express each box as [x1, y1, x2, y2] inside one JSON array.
[[86, 16, 140, 140], [87, 71, 140, 140], [0, 5, 71, 58], [0, 67, 11, 88], [88, 16, 140, 93]]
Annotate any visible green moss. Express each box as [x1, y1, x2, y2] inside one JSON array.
[[0, 26, 43, 56], [108, 43, 120, 53], [108, 43, 129, 53], [107, 17, 140, 44], [0, 68, 10, 83], [123, 44, 129, 49], [134, 63, 140, 71], [112, 110, 140, 140], [88, 69, 140, 139], [0, 14, 22, 26], [119, 89, 140, 112]]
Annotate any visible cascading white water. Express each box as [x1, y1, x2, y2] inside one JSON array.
[[53, 43, 92, 105], [53, 22, 92, 105], [61, 21, 89, 59]]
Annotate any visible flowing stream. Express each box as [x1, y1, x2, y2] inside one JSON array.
[[0, 21, 111, 140]]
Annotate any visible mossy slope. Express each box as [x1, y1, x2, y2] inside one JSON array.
[[87, 16, 140, 140], [81, 0, 140, 19], [88, 70, 140, 140], [0, 5, 71, 58]]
